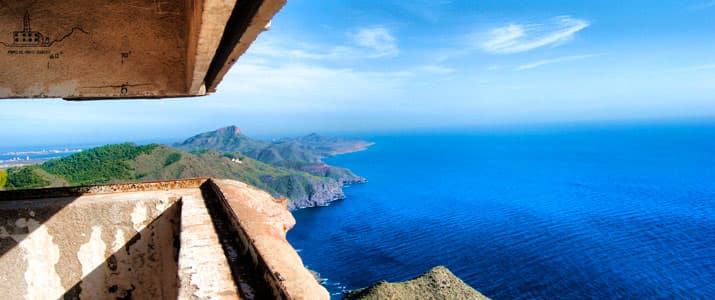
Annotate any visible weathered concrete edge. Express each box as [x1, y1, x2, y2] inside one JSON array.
[[206, 179, 330, 300], [205, 0, 287, 92], [0, 178, 209, 201]]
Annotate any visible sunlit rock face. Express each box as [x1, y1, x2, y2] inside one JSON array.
[[344, 266, 491, 300]]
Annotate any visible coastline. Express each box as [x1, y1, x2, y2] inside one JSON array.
[[327, 142, 376, 157], [288, 143, 373, 211]]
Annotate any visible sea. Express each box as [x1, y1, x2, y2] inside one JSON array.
[[0, 144, 90, 168], [287, 122, 715, 299]]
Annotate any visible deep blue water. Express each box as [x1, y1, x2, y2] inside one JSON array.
[[287, 123, 715, 299]]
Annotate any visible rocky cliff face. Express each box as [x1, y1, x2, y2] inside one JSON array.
[[175, 126, 373, 209], [5, 127, 372, 210], [344, 266, 490, 300], [288, 179, 345, 210]]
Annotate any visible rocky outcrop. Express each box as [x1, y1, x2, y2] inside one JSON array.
[[174, 126, 373, 209], [344, 266, 490, 300], [288, 179, 345, 210]]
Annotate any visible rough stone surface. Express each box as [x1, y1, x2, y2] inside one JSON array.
[[0, 0, 285, 99], [212, 179, 330, 300], [344, 266, 491, 300], [0, 189, 183, 300], [0, 178, 329, 299], [178, 190, 241, 299]]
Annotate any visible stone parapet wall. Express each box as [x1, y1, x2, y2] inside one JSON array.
[[0, 178, 329, 299]]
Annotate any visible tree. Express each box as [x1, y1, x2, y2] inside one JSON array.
[[0, 169, 7, 189], [6, 167, 50, 189]]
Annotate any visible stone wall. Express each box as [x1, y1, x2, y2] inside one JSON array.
[[0, 189, 183, 299], [0, 178, 329, 299]]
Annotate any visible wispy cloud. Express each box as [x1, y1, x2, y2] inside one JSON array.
[[477, 16, 589, 54], [516, 53, 605, 71], [672, 64, 715, 72], [251, 27, 398, 61], [217, 62, 413, 114], [218, 30, 412, 112], [351, 27, 399, 58], [251, 41, 354, 60]]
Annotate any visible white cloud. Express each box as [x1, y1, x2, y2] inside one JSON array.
[[217, 62, 412, 113], [477, 16, 589, 54], [351, 27, 399, 58], [516, 53, 605, 71], [248, 27, 398, 61], [250, 40, 355, 61]]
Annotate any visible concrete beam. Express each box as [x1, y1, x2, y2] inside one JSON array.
[[0, 0, 285, 100]]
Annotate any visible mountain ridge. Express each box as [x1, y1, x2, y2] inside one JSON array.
[[2, 127, 372, 210]]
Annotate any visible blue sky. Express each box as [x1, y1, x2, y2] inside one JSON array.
[[2, 0, 715, 146]]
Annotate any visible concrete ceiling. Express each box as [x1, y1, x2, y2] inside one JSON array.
[[0, 0, 285, 100]]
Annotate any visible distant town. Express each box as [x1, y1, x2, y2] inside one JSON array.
[[0, 148, 83, 168]]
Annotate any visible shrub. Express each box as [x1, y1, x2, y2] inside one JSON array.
[[40, 143, 157, 185], [0, 169, 7, 189], [6, 167, 50, 189], [164, 152, 182, 167]]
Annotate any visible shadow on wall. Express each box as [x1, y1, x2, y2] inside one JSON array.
[[0, 181, 193, 299], [0, 180, 203, 261], [199, 183, 277, 300], [61, 200, 182, 299], [0, 190, 73, 259], [0, 179, 280, 299]]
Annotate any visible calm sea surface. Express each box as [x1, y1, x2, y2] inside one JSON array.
[[288, 123, 715, 299]]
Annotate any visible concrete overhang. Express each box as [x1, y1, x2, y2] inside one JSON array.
[[0, 0, 285, 100]]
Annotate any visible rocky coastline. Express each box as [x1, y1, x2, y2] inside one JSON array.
[[287, 174, 367, 210]]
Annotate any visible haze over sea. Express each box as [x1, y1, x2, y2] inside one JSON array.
[[288, 122, 715, 299]]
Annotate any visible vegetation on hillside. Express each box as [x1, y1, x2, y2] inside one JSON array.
[[3, 127, 369, 208], [163, 152, 182, 167], [131, 146, 329, 201], [174, 126, 372, 165], [5, 167, 50, 189], [3, 144, 334, 206], [174, 126, 369, 181], [344, 266, 489, 300], [40, 143, 158, 185], [175, 125, 268, 155], [0, 169, 7, 189]]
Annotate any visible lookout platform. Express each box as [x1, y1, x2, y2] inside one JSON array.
[[0, 178, 329, 299]]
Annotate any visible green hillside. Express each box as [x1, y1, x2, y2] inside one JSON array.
[[0, 169, 6, 189], [174, 125, 269, 155], [2, 128, 371, 209], [174, 126, 374, 165], [174, 126, 371, 184], [2, 144, 333, 206]]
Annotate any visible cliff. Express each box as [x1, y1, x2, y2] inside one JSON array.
[[344, 266, 490, 300], [174, 126, 373, 206], [3, 134, 369, 210]]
